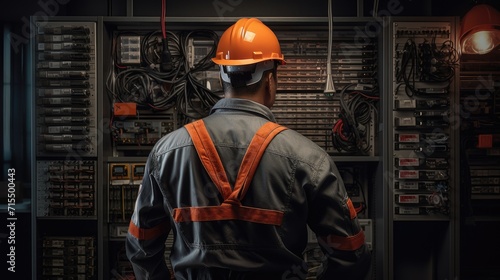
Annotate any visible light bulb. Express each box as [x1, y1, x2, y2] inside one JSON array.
[[470, 31, 494, 54]]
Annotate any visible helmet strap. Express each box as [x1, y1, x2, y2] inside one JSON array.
[[220, 60, 275, 87]]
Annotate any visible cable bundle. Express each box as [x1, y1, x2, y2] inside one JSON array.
[[106, 29, 221, 119], [105, 0, 221, 122], [332, 83, 379, 155], [395, 38, 458, 97]]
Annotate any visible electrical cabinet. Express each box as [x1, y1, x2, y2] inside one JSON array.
[[31, 19, 101, 280], [384, 17, 460, 280], [98, 17, 381, 280], [29, 14, 498, 280], [459, 43, 500, 280]]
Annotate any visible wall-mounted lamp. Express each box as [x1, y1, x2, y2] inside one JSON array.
[[460, 4, 500, 55]]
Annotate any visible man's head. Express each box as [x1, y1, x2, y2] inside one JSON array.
[[212, 18, 285, 108]]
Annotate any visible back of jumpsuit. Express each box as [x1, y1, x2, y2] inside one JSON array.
[[126, 98, 371, 280]]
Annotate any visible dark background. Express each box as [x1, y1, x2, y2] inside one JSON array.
[[0, 0, 499, 20]]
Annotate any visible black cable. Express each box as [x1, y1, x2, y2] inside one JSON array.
[[113, 67, 178, 111], [141, 30, 181, 76], [332, 83, 378, 155], [342, 168, 368, 215], [172, 29, 221, 119], [110, 28, 222, 117]]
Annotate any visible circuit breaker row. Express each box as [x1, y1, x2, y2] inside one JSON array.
[[107, 162, 176, 279], [37, 160, 96, 217], [110, 30, 214, 155], [391, 21, 456, 219], [272, 93, 342, 154], [273, 29, 378, 155], [35, 22, 97, 157], [112, 117, 177, 152], [42, 236, 96, 280], [460, 54, 500, 203], [275, 30, 377, 91], [108, 163, 144, 237]]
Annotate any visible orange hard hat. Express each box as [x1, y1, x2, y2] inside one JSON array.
[[212, 18, 285, 66]]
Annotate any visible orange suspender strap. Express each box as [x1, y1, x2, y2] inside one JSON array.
[[173, 120, 287, 225], [181, 119, 233, 200], [228, 121, 288, 204]]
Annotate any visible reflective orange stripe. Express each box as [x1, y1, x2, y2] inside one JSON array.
[[319, 230, 365, 251], [128, 220, 170, 240], [179, 120, 287, 225], [173, 204, 284, 225], [346, 198, 357, 219]]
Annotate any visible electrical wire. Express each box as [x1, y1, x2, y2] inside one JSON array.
[[324, 0, 336, 95], [174, 29, 222, 119], [161, 0, 166, 39], [108, 1, 220, 117], [341, 168, 368, 215], [397, 39, 418, 97], [395, 37, 457, 97], [373, 0, 379, 17], [107, 28, 220, 120], [141, 30, 182, 73], [332, 83, 379, 154]]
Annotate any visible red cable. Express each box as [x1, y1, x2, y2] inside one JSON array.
[[334, 120, 349, 141], [354, 204, 364, 213], [161, 0, 166, 39]]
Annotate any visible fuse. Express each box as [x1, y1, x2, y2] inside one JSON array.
[[40, 134, 89, 142], [39, 70, 89, 79], [44, 116, 90, 124], [39, 26, 90, 35], [416, 99, 449, 109], [396, 133, 420, 142], [37, 61, 90, 70], [38, 88, 89, 97], [37, 42, 90, 51], [40, 98, 91, 106], [36, 34, 90, 43], [45, 126, 90, 134], [38, 80, 90, 88], [414, 110, 449, 117], [44, 144, 90, 152], [42, 108, 90, 116], [38, 52, 91, 61], [395, 181, 449, 191]]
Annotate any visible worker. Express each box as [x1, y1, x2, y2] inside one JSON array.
[[126, 17, 371, 280]]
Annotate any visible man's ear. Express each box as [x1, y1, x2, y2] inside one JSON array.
[[266, 72, 275, 91], [263, 71, 276, 108]]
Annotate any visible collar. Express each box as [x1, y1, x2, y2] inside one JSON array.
[[209, 98, 277, 122]]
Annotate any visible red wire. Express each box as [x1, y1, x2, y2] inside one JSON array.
[[161, 0, 166, 39], [333, 119, 349, 141], [339, 121, 349, 141], [354, 204, 364, 213]]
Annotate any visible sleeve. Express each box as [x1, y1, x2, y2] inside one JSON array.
[[126, 153, 172, 280], [307, 154, 372, 280]]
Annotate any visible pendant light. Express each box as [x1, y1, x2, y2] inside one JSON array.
[[460, 4, 500, 55]]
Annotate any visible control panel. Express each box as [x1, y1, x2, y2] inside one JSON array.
[[35, 22, 97, 157], [108, 162, 144, 237], [36, 160, 96, 217], [42, 236, 96, 279], [390, 21, 457, 219], [274, 29, 379, 155]]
